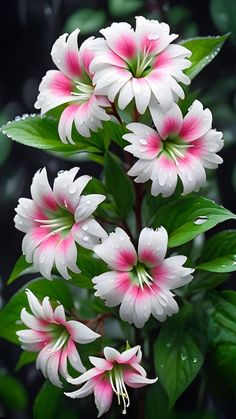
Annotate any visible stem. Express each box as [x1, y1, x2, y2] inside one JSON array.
[[133, 107, 140, 122], [134, 182, 143, 234], [110, 102, 122, 124]]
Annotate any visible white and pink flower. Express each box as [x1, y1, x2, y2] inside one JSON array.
[[124, 100, 224, 197], [34, 29, 110, 143], [91, 16, 191, 114], [65, 344, 157, 417], [16, 289, 100, 387], [92, 227, 193, 328], [14, 167, 107, 280]]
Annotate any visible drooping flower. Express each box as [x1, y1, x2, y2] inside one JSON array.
[[34, 29, 110, 143], [14, 167, 107, 280], [91, 16, 191, 114], [93, 227, 193, 328], [124, 100, 224, 197], [65, 344, 157, 417], [16, 289, 100, 387]]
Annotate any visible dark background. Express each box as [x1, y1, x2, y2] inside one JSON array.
[[0, 1, 236, 418]]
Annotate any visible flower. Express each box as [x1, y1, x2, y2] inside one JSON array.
[[65, 344, 157, 417], [16, 289, 100, 387], [14, 167, 107, 280], [92, 227, 193, 328], [124, 100, 224, 197], [91, 16, 191, 114], [34, 29, 110, 143]]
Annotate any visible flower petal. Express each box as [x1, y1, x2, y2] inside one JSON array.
[[67, 320, 100, 344], [94, 378, 113, 418], [93, 228, 137, 271], [138, 227, 168, 266]]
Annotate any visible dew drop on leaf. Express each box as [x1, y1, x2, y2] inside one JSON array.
[[193, 216, 209, 225]]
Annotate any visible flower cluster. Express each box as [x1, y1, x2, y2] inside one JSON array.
[[12, 15, 225, 418]]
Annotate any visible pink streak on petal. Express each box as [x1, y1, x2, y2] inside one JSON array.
[[50, 72, 73, 96], [115, 36, 136, 59], [159, 155, 176, 168], [42, 195, 58, 212], [161, 119, 182, 139], [109, 51, 126, 67], [116, 272, 132, 293], [138, 249, 159, 266], [180, 117, 202, 141], [117, 250, 137, 271], [153, 51, 171, 69], [65, 51, 82, 77], [188, 139, 204, 158], [146, 133, 161, 154], [81, 49, 94, 74], [150, 264, 169, 285]]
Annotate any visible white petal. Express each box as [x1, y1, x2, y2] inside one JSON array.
[[67, 320, 100, 343], [138, 227, 168, 266], [93, 227, 137, 271]]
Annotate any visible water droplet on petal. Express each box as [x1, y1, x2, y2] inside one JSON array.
[[86, 200, 91, 205], [69, 185, 77, 194], [83, 236, 89, 242], [82, 224, 88, 231], [139, 138, 147, 145], [193, 216, 209, 225]]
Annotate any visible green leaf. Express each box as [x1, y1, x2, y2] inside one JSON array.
[[69, 273, 93, 289], [34, 381, 78, 419], [154, 307, 204, 407], [151, 194, 236, 248], [0, 115, 106, 155], [209, 291, 236, 345], [210, 0, 236, 46], [15, 351, 37, 371], [196, 230, 236, 273], [108, 0, 143, 16], [181, 34, 229, 79], [64, 9, 106, 34], [0, 373, 28, 411], [145, 384, 177, 419], [83, 177, 107, 195], [209, 291, 236, 389], [105, 152, 135, 218], [7, 255, 36, 284], [188, 271, 229, 294], [0, 278, 73, 344], [77, 251, 107, 278]]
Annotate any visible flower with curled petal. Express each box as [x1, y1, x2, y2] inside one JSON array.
[[34, 29, 110, 143], [92, 227, 194, 328], [65, 344, 157, 417], [14, 167, 107, 280], [124, 100, 224, 197], [91, 16, 191, 114], [16, 289, 100, 387]]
